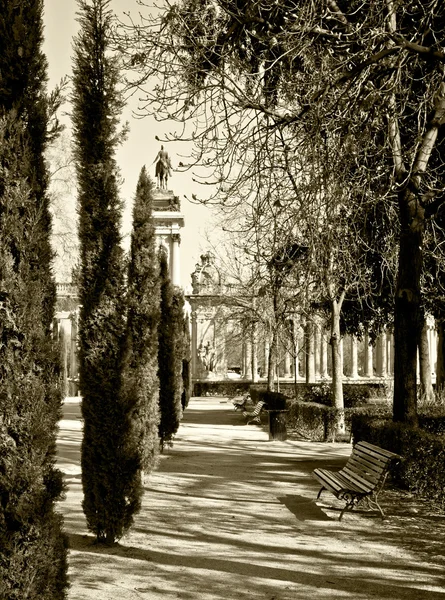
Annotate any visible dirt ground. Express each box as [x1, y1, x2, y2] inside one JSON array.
[[56, 396, 445, 600]]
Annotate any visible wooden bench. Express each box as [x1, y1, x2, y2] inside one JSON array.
[[232, 394, 249, 411], [243, 400, 266, 425], [312, 441, 400, 521]]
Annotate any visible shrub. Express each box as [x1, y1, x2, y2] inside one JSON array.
[[0, 2, 69, 591], [351, 415, 445, 507], [158, 252, 183, 450], [193, 380, 252, 397], [295, 382, 388, 408], [287, 398, 391, 442], [181, 313, 192, 410], [123, 166, 160, 473], [73, 0, 142, 543]]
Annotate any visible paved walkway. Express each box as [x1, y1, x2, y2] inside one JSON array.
[[57, 397, 445, 600]]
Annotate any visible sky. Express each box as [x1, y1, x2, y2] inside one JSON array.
[[42, 0, 218, 289]]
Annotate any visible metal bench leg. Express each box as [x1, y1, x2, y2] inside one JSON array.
[[366, 494, 386, 520], [339, 498, 356, 521], [316, 487, 325, 500]]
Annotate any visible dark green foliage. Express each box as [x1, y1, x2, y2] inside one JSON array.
[[0, 112, 68, 598], [193, 380, 252, 397], [157, 251, 183, 450], [351, 416, 445, 508], [122, 166, 160, 472], [181, 313, 192, 410], [72, 0, 141, 543], [0, 1, 68, 594], [293, 382, 388, 408], [287, 398, 391, 442]]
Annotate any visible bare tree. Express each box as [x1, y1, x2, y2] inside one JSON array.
[[119, 0, 445, 424]]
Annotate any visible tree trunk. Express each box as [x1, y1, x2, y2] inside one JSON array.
[[436, 320, 445, 391], [393, 188, 422, 425], [418, 317, 433, 403], [305, 318, 315, 384], [330, 300, 345, 434], [267, 328, 277, 392]]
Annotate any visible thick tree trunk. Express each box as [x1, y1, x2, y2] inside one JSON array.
[[393, 188, 423, 425], [330, 300, 345, 434], [436, 320, 445, 391], [419, 317, 434, 403]]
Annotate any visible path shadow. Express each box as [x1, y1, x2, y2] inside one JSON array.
[[278, 494, 331, 521]]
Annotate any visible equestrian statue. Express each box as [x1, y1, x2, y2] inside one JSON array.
[[153, 145, 172, 189]]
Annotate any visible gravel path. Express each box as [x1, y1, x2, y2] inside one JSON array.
[[57, 396, 445, 600]]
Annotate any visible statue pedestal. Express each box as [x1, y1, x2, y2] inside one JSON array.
[[200, 370, 218, 380]]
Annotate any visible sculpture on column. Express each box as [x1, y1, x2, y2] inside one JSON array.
[[197, 341, 216, 376], [153, 145, 172, 189]]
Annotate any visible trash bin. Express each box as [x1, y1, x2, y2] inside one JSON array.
[[267, 409, 289, 441]]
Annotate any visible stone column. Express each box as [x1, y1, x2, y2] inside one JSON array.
[[264, 337, 270, 379], [314, 322, 321, 379], [191, 311, 198, 377], [350, 335, 359, 379], [320, 331, 329, 379], [376, 331, 387, 377], [251, 321, 259, 383], [70, 311, 78, 382], [387, 331, 394, 375], [339, 338, 344, 377], [293, 320, 301, 380], [305, 319, 315, 384], [363, 332, 373, 377], [171, 233, 181, 286]]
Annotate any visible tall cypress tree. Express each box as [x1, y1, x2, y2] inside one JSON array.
[[72, 0, 140, 543], [0, 1, 68, 597], [181, 312, 192, 410], [122, 166, 161, 473], [158, 250, 184, 450]]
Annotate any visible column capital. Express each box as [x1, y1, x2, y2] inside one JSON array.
[[171, 233, 181, 244]]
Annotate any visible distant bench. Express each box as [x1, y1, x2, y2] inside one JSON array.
[[312, 441, 401, 521], [243, 400, 266, 425]]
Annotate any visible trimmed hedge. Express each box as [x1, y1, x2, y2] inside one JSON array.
[[193, 380, 388, 405], [287, 399, 391, 442], [193, 380, 252, 397], [292, 382, 388, 408], [351, 415, 445, 507]]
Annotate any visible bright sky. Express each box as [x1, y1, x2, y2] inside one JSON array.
[[42, 0, 217, 289]]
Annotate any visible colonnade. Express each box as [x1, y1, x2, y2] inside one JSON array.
[[188, 312, 439, 381], [234, 318, 438, 382]]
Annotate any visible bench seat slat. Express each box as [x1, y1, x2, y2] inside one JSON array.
[[340, 468, 377, 492], [353, 447, 389, 466], [344, 462, 382, 485], [354, 444, 395, 464], [313, 469, 368, 495], [347, 457, 385, 478], [357, 441, 399, 460]]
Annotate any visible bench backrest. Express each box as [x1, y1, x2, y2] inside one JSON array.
[[252, 401, 265, 416], [343, 441, 400, 490]]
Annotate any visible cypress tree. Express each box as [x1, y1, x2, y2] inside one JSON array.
[[0, 1, 68, 596], [72, 0, 140, 543], [158, 250, 184, 450], [181, 312, 192, 410], [122, 166, 161, 473]]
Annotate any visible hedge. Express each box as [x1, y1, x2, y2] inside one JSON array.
[[351, 415, 445, 507], [286, 399, 391, 442], [193, 380, 252, 397]]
